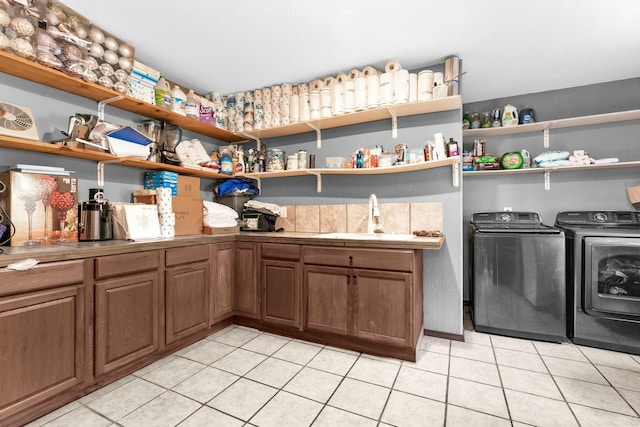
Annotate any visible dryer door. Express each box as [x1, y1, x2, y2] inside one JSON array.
[[584, 237, 640, 319]]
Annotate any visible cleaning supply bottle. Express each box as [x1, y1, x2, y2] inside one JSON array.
[[171, 85, 187, 116], [154, 76, 172, 109], [502, 104, 519, 127], [185, 89, 200, 120], [220, 149, 233, 175], [462, 111, 470, 129], [519, 106, 535, 124]]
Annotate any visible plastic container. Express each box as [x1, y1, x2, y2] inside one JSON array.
[[220, 149, 233, 175], [325, 157, 347, 169], [154, 77, 172, 109], [217, 193, 253, 218], [266, 149, 285, 171], [185, 89, 200, 120], [502, 104, 518, 127], [171, 85, 187, 116]]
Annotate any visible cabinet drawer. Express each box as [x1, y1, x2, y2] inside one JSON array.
[[165, 245, 210, 267], [0, 260, 85, 296], [303, 246, 414, 272], [95, 251, 160, 280], [261, 243, 300, 261]]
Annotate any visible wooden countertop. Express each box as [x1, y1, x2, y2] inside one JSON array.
[[0, 232, 444, 267]]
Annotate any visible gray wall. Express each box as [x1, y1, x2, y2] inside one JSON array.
[[462, 77, 640, 301], [0, 71, 464, 336]]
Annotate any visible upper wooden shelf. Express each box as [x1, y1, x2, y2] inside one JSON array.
[[241, 96, 462, 140], [463, 109, 640, 138], [0, 50, 245, 143], [0, 135, 232, 179]]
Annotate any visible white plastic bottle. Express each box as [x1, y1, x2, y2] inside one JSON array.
[[154, 76, 172, 109], [185, 89, 200, 120], [171, 85, 187, 116]]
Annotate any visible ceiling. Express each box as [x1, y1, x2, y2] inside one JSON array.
[[62, 0, 640, 103]]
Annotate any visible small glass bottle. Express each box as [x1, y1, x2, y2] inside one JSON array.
[[462, 111, 470, 129], [470, 111, 481, 129], [480, 111, 491, 128], [447, 138, 459, 157], [356, 151, 363, 168]]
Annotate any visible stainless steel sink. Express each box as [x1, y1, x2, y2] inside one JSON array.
[[312, 232, 416, 241]]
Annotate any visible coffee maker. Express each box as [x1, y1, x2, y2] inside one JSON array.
[[159, 121, 183, 165], [78, 188, 112, 241]]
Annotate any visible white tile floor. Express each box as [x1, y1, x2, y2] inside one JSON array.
[[28, 317, 640, 427]]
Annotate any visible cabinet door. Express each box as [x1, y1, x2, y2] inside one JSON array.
[[304, 265, 350, 336], [165, 261, 209, 345], [95, 271, 159, 376], [0, 285, 84, 421], [211, 242, 235, 324], [262, 259, 300, 328], [354, 269, 412, 347], [235, 242, 259, 318]]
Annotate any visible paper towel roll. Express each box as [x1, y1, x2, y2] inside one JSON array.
[[309, 90, 321, 120], [378, 72, 393, 106], [263, 87, 272, 102], [444, 55, 460, 96], [272, 85, 282, 98], [254, 99, 264, 129], [323, 76, 335, 86], [433, 72, 444, 86], [362, 66, 379, 77], [282, 82, 293, 96], [418, 70, 434, 101], [409, 73, 418, 102], [336, 73, 349, 84], [299, 92, 310, 121], [298, 83, 309, 94], [343, 80, 355, 113], [354, 77, 367, 111], [254, 89, 262, 101], [385, 59, 402, 73], [393, 69, 409, 104], [348, 69, 361, 80], [331, 82, 344, 116], [159, 212, 176, 226], [320, 87, 332, 118], [156, 188, 172, 214], [289, 94, 299, 123], [366, 74, 380, 108]]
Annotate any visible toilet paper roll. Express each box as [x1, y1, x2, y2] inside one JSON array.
[[272, 85, 282, 98], [418, 70, 434, 101], [299, 92, 310, 121], [409, 73, 418, 102], [378, 72, 393, 106], [336, 73, 349, 84], [343, 80, 356, 113], [298, 83, 309, 94], [362, 66, 379, 77], [159, 212, 176, 226], [263, 111, 272, 128], [320, 87, 332, 118], [331, 82, 344, 116], [433, 72, 444, 86], [262, 87, 272, 102], [366, 74, 380, 108], [348, 69, 361, 80], [323, 76, 335, 86], [254, 100, 264, 129], [282, 82, 292, 96], [292, 86, 299, 96], [289, 94, 299, 123], [156, 188, 173, 213], [393, 69, 410, 104], [160, 224, 175, 239], [309, 90, 321, 120], [254, 89, 262, 102], [385, 59, 402, 73], [311, 79, 324, 91]]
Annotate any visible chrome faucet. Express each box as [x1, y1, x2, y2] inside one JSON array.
[[367, 194, 383, 234]]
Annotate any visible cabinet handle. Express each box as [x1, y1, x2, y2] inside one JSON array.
[[349, 255, 353, 266]]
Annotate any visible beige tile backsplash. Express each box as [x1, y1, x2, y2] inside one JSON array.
[[278, 201, 443, 233]]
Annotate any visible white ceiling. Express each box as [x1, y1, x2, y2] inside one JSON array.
[[62, 0, 640, 103]]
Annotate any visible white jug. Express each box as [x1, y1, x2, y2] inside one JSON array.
[[502, 104, 519, 127]]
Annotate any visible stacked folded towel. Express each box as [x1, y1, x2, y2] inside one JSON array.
[[245, 200, 281, 216], [203, 200, 239, 228]]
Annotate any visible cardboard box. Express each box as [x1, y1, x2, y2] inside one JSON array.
[[627, 186, 640, 210], [177, 175, 201, 198], [0, 171, 78, 246], [172, 197, 203, 235]]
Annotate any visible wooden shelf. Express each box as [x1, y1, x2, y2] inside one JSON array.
[[241, 96, 462, 140], [0, 135, 232, 179], [463, 160, 640, 176], [0, 50, 245, 143], [463, 109, 640, 138]]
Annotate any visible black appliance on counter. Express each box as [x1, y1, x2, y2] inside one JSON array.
[[469, 212, 567, 342], [556, 211, 640, 355]]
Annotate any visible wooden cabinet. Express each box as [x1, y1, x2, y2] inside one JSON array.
[[303, 246, 422, 350], [261, 243, 301, 329], [235, 242, 259, 318], [165, 246, 210, 346], [0, 260, 86, 424], [94, 251, 160, 376], [210, 242, 235, 324]]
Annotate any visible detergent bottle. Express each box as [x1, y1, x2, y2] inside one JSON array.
[[502, 104, 519, 127]]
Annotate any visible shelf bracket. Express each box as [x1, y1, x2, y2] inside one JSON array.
[[543, 128, 550, 149], [387, 108, 398, 139], [452, 161, 460, 187], [240, 132, 261, 152], [544, 170, 551, 191], [97, 95, 124, 121], [97, 158, 127, 187], [305, 122, 322, 149], [307, 170, 322, 193]]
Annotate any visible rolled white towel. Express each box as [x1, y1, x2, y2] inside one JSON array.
[[203, 200, 238, 219]]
